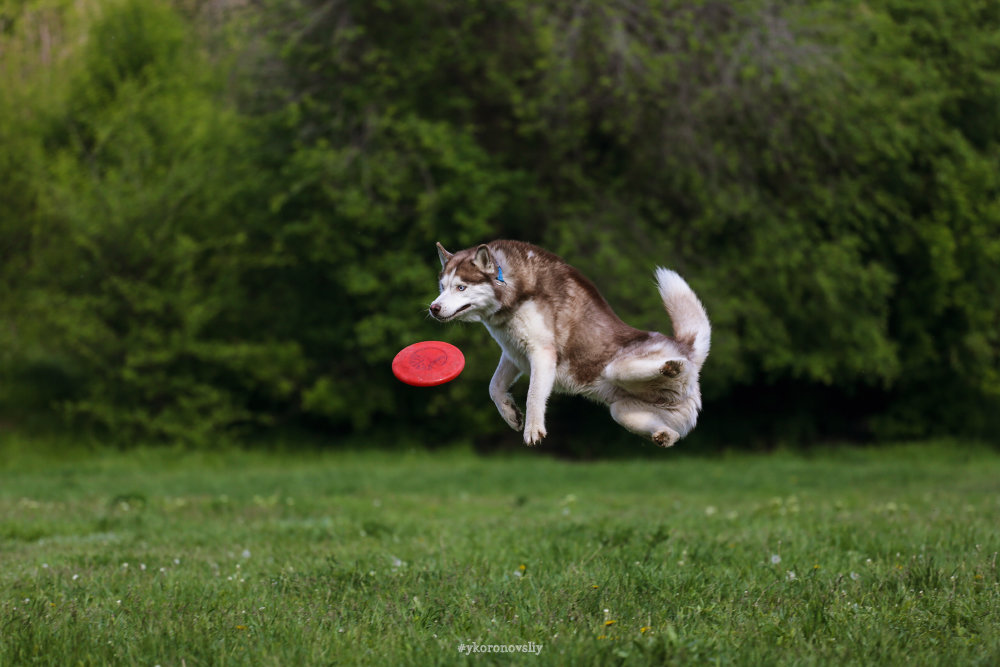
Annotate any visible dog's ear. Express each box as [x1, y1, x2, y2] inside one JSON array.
[[436, 242, 454, 268], [472, 244, 495, 274]]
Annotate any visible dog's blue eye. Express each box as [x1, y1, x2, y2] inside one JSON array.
[[457, 285, 466, 291]]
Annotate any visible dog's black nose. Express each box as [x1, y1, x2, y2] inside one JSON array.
[[430, 303, 442, 316]]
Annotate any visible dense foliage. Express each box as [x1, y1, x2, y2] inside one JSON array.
[[1, 0, 998, 449]]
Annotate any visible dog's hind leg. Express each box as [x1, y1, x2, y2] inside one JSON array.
[[604, 355, 690, 384], [490, 353, 524, 431], [608, 399, 680, 447]]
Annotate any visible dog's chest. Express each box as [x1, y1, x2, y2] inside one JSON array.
[[483, 300, 555, 371]]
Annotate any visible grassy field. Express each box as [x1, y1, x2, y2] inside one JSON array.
[[1, 439, 998, 665]]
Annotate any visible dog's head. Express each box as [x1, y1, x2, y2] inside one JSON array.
[[429, 242, 503, 323]]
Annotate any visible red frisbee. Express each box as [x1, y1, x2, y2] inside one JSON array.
[[392, 341, 466, 387]]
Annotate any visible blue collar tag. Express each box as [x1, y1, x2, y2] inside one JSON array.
[[496, 266, 506, 285]]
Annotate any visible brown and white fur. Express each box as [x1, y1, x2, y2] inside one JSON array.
[[429, 240, 710, 447]]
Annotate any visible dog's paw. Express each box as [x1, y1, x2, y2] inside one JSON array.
[[652, 428, 679, 448], [497, 397, 524, 431], [660, 360, 683, 378], [523, 421, 547, 446]]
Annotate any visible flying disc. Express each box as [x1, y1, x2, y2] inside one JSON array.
[[392, 341, 465, 387]]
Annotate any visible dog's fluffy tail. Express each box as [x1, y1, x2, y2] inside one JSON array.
[[655, 268, 711, 368]]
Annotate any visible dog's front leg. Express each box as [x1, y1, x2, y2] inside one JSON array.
[[489, 352, 524, 431], [523, 346, 557, 445]]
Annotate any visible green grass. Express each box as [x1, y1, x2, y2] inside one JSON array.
[[1, 440, 999, 665]]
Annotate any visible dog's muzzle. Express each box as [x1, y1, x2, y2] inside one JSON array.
[[430, 303, 470, 321]]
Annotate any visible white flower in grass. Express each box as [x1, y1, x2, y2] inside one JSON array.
[[787, 571, 797, 581], [770, 554, 781, 565]]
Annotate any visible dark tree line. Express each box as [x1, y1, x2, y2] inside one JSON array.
[[1, 0, 998, 450]]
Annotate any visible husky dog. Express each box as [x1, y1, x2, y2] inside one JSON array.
[[429, 240, 711, 447]]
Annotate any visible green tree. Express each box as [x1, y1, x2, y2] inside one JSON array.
[[2, 0, 997, 447], [259, 0, 1000, 444], [2, 0, 306, 442]]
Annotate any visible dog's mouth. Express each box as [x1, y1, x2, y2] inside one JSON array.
[[433, 303, 472, 321]]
